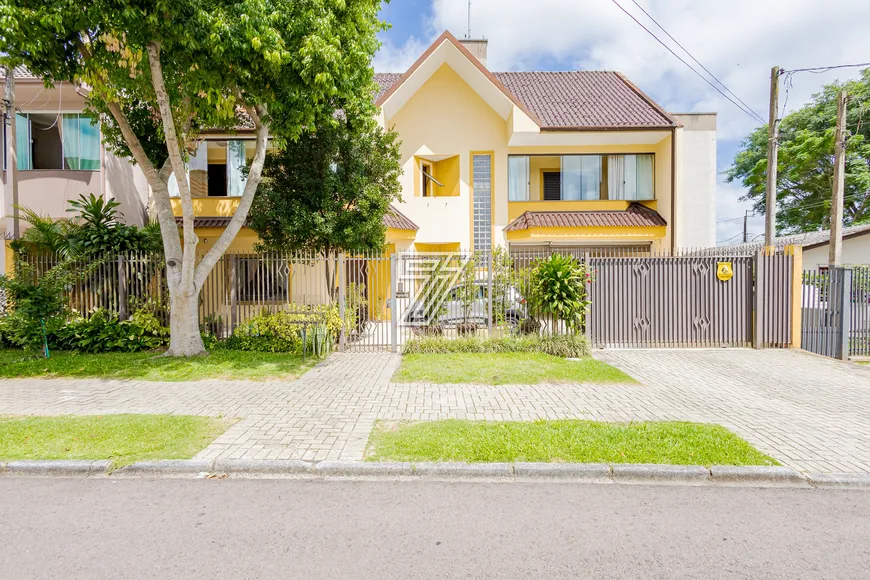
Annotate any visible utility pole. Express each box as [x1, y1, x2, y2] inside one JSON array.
[[743, 210, 749, 243], [765, 66, 781, 247], [3, 65, 19, 240], [829, 90, 849, 266]]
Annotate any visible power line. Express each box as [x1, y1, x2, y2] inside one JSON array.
[[607, 0, 767, 125], [784, 63, 870, 74], [716, 232, 744, 245], [717, 214, 755, 224], [625, 0, 766, 123]]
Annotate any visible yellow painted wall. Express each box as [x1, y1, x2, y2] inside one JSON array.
[[4, 240, 14, 275], [433, 155, 461, 197], [186, 227, 260, 257], [170, 197, 242, 217], [388, 63, 507, 250], [528, 155, 561, 201], [414, 242, 461, 252]]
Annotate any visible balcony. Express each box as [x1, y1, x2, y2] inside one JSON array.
[[508, 154, 655, 211]]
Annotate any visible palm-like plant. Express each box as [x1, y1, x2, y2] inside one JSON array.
[[13, 205, 81, 258]]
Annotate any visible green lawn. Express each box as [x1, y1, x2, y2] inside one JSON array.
[[0, 414, 233, 467], [393, 352, 636, 385], [0, 349, 317, 381], [366, 419, 778, 466]]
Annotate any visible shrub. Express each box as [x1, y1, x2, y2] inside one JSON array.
[[402, 334, 590, 358], [0, 261, 76, 352], [54, 308, 169, 353], [527, 254, 591, 333], [225, 305, 342, 354]]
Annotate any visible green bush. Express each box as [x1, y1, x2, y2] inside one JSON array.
[[0, 262, 77, 352], [402, 334, 590, 358], [225, 305, 342, 354], [527, 254, 591, 333], [54, 308, 169, 353]]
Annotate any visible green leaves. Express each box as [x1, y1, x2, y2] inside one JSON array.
[[249, 111, 402, 255], [727, 68, 870, 233], [527, 254, 591, 334]]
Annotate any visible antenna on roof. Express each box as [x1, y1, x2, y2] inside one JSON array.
[[466, 0, 471, 38]]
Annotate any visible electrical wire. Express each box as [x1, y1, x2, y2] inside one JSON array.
[[716, 232, 744, 245], [784, 63, 870, 74], [625, 0, 766, 123], [717, 215, 753, 224], [607, 0, 767, 125]]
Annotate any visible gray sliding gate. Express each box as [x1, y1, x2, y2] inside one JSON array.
[[589, 255, 754, 348], [588, 251, 794, 349]]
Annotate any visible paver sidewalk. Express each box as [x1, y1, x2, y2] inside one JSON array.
[[1, 349, 869, 473]]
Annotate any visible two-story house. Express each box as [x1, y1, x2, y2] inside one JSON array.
[[2, 31, 716, 273]]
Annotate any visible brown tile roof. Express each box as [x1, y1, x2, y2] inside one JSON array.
[[374, 70, 675, 129], [175, 204, 417, 232], [383, 205, 418, 231], [504, 203, 667, 232], [375, 73, 403, 102], [494, 72, 675, 129]]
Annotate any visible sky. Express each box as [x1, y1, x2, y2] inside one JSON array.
[[374, 0, 870, 245]]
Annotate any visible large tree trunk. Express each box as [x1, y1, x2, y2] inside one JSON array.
[[166, 289, 206, 356]]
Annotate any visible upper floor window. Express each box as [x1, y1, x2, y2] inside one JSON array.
[[169, 139, 256, 197], [508, 154, 654, 202], [14, 113, 100, 171]]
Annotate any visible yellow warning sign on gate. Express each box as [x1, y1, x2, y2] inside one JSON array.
[[717, 262, 734, 281]]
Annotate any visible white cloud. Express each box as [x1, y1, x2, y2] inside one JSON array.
[[375, 0, 870, 243]]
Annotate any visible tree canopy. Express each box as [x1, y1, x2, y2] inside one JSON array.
[[249, 112, 402, 257], [0, 0, 387, 355], [726, 68, 870, 234]]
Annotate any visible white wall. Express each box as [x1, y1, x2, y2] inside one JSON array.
[[802, 235, 870, 268], [673, 113, 716, 248]]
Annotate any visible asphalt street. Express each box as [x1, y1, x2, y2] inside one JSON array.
[[0, 478, 867, 579]]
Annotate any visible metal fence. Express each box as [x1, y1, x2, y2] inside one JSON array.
[[11, 246, 800, 353], [802, 266, 870, 359]]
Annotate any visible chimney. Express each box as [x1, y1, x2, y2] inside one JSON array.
[[459, 38, 488, 68]]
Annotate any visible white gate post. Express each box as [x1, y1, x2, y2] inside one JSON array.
[[390, 253, 398, 353]]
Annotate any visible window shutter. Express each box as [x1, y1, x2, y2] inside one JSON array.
[[543, 172, 561, 200]]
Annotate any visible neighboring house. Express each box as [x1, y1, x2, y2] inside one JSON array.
[[1, 66, 151, 272], [718, 223, 870, 269], [2, 31, 718, 273]]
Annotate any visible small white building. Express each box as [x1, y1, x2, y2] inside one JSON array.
[[718, 223, 870, 268]]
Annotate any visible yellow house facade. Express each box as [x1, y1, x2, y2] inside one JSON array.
[[3, 31, 717, 273], [158, 31, 715, 256]]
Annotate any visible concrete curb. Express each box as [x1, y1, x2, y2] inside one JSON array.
[[4, 460, 110, 477], [113, 460, 214, 477], [807, 472, 870, 489], [514, 462, 612, 482], [710, 465, 810, 487], [412, 462, 514, 479], [214, 459, 312, 475], [2, 459, 867, 489], [612, 464, 710, 485]]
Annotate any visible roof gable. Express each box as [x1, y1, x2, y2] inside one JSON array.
[[374, 32, 678, 131], [375, 31, 542, 127]]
